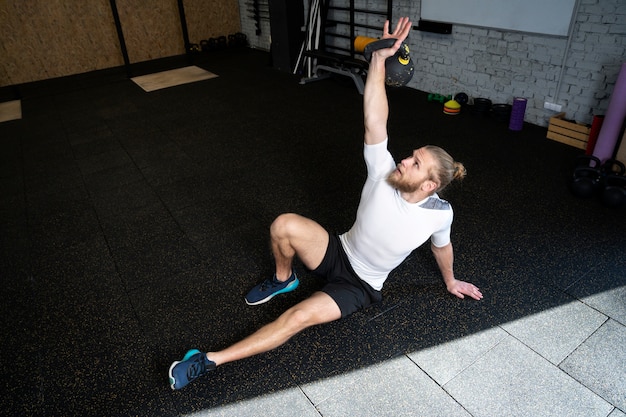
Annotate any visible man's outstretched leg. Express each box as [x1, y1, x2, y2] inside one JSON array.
[[170, 213, 336, 389], [169, 291, 341, 389]]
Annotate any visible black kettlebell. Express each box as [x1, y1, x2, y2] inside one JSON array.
[[569, 155, 601, 198], [601, 174, 626, 208], [600, 158, 626, 177], [363, 38, 415, 87], [598, 159, 626, 208]]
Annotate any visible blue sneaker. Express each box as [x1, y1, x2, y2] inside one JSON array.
[[169, 349, 216, 390], [245, 271, 299, 305]]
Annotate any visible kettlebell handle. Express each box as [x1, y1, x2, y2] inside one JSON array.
[[363, 38, 409, 62], [362, 37, 415, 87], [574, 155, 601, 169], [600, 159, 626, 176]]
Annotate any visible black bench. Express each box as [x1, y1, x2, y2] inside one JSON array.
[[300, 50, 369, 94]]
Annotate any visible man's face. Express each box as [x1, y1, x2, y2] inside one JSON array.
[[387, 147, 436, 193]]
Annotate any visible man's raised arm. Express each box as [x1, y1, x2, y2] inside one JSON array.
[[363, 17, 412, 145]]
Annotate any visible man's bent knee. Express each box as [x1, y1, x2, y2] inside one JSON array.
[[270, 213, 300, 239]]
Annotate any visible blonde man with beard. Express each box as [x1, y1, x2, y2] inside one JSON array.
[[169, 17, 482, 390]]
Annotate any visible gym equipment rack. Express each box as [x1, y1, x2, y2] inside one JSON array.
[[296, 0, 393, 94]]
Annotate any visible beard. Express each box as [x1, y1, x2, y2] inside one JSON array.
[[386, 168, 422, 193]]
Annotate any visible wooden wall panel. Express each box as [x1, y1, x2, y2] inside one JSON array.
[[0, 0, 241, 88], [0, 0, 123, 86], [183, 0, 241, 43], [116, 0, 183, 64]]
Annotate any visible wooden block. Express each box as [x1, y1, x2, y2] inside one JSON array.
[[546, 131, 587, 149], [549, 112, 591, 134], [547, 112, 590, 149]]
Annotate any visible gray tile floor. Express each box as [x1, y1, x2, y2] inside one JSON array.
[[196, 289, 625, 417]]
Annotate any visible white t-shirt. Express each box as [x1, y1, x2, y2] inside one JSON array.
[[339, 139, 453, 290]]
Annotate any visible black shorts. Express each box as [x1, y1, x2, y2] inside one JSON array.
[[310, 233, 382, 318]]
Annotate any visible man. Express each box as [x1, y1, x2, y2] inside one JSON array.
[[169, 17, 482, 390]]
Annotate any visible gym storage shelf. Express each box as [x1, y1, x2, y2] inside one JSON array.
[[547, 112, 591, 150]]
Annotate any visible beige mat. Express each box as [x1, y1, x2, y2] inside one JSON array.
[[131, 66, 218, 92], [0, 100, 22, 123]]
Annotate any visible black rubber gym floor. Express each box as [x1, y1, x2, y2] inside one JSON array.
[[1, 48, 624, 416]]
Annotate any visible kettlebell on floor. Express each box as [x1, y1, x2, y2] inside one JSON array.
[[569, 155, 602, 199], [599, 159, 626, 208], [569, 156, 626, 208]]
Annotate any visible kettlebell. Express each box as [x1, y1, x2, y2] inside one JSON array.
[[599, 159, 626, 208], [599, 158, 626, 177], [363, 38, 415, 87], [569, 155, 601, 198], [601, 174, 626, 208]]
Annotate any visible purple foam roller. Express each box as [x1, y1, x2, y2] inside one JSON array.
[[593, 62, 626, 162], [509, 98, 527, 131]]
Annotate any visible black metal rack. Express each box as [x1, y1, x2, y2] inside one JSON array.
[[296, 0, 393, 94], [323, 0, 392, 57]]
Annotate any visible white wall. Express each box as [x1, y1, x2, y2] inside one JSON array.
[[239, 0, 626, 128], [238, 0, 272, 52]]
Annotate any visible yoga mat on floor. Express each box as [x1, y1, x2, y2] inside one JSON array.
[[508, 97, 527, 131], [0, 100, 21, 123], [593, 62, 626, 161], [131, 66, 218, 92]]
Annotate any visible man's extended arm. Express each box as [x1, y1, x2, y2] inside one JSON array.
[[363, 18, 412, 145], [431, 243, 483, 300]]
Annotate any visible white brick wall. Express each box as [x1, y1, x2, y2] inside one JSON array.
[[238, 0, 272, 51], [238, 0, 626, 127]]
